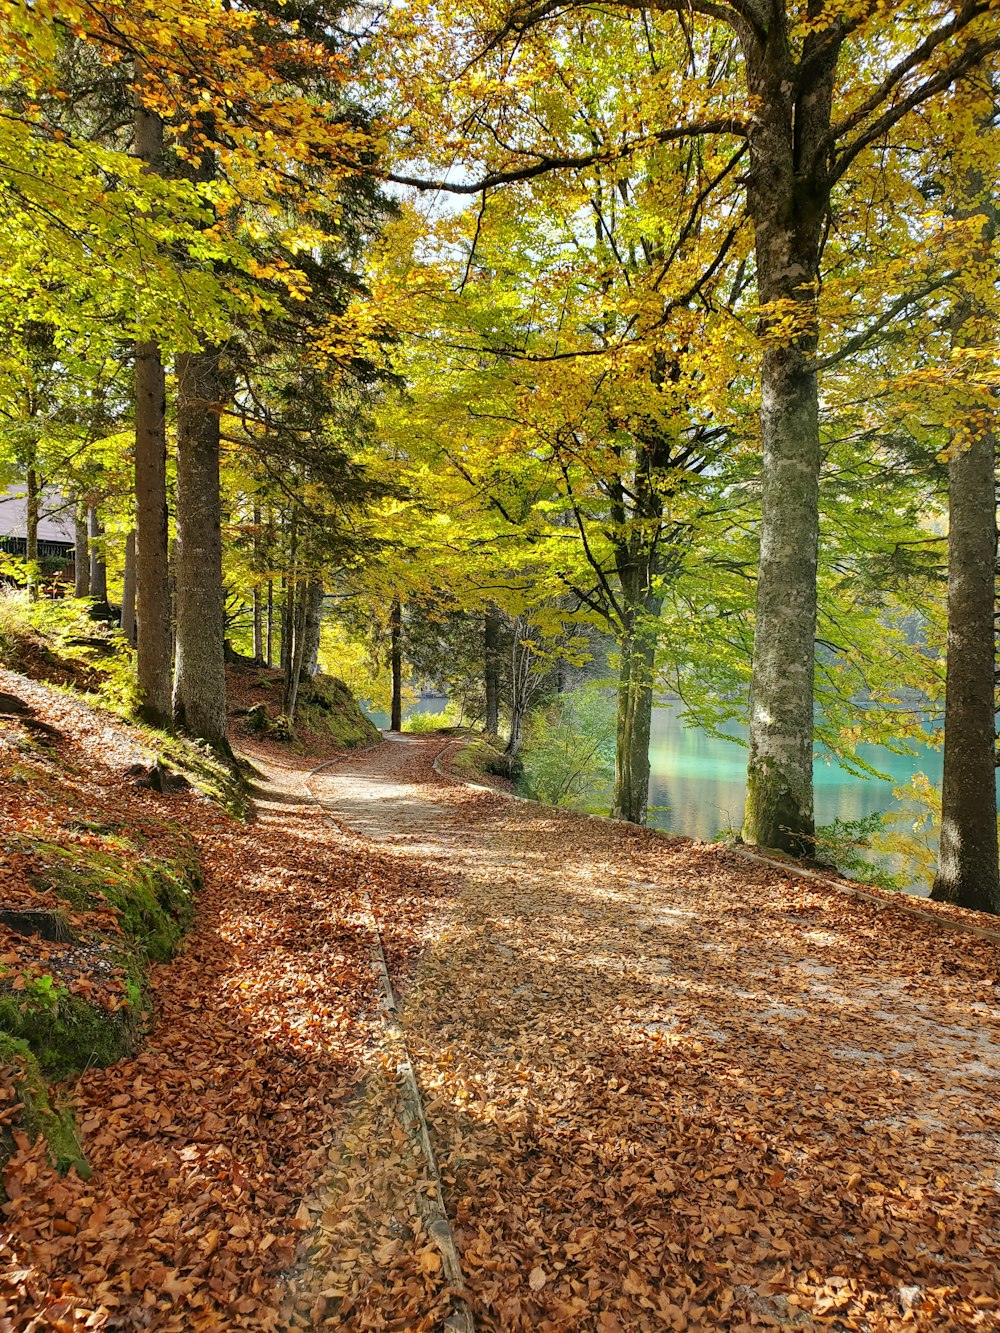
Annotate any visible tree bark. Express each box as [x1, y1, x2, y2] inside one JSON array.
[[740, 22, 838, 854], [252, 506, 264, 664], [610, 596, 661, 824], [121, 531, 137, 645], [266, 579, 274, 667], [390, 599, 403, 731], [88, 507, 108, 607], [25, 466, 39, 600], [133, 100, 173, 724], [931, 428, 999, 913], [484, 606, 500, 735], [282, 581, 309, 720], [302, 580, 324, 679], [134, 339, 172, 722], [73, 499, 90, 599], [172, 348, 229, 748]]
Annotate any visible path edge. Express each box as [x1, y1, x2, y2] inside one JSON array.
[[432, 738, 1000, 947]]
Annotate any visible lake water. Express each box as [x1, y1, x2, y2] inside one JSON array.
[[644, 702, 952, 896], [647, 702, 941, 840], [366, 693, 961, 897]]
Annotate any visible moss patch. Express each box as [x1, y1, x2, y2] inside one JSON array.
[[0, 1034, 88, 1177], [26, 837, 200, 962], [0, 971, 143, 1082], [297, 675, 381, 750], [450, 737, 521, 784], [0, 832, 200, 1177]]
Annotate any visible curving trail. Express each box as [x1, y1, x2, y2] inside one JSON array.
[[295, 734, 1000, 1333], [2, 706, 999, 1332]]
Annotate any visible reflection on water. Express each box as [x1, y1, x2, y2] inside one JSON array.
[[646, 701, 951, 895], [363, 694, 448, 731], [647, 701, 942, 840]]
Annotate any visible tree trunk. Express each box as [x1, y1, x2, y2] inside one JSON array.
[[88, 507, 108, 607], [266, 579, 274, 667], [931, 428, 999, 914], [73, 499, 90, 598], [172, 347, 229, 749], [121, 531, 137, 645], [610, 599, 660, 824], [134, 340, 172, 723], [302, 580, 324, 679], [742, 341, 821, 853], [25, 467, 39, 600], [283, 582, 308, 720], [133, 99, 173, 724], [252, 506, 263, 664], [484, 606, 500, 735], [390, 599, 403, 731], [740, 27, 837, 854]]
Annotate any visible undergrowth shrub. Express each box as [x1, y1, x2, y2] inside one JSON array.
[[519, 685, 616, 809]]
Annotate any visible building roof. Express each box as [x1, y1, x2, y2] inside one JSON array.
[[0, 485, 76, 543]]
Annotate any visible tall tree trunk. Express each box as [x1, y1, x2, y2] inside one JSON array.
[[740, 26, 838, 855], [88, 507, 108, 607], [134, 339, 172, 723], [390, 598, 403, 731], [484, 606, 500, 735], [302, 580, 324, 679], [610, 595, 661, 825], [172, 348, 229, 748], [931, 431, 1000, 913], [283, 581, 308, 720], [252, 505, 264, 664], [280, 577, 291, 677], [121, 531, 137, 645], [73, 499, 90, 599], [266, 579, 274, 667], [133, 99, 173, 724], [25, 466, 39, 601], [742, 340, 821, 853]]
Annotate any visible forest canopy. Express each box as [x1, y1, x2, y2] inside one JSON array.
[[1, 0, 999, 912]]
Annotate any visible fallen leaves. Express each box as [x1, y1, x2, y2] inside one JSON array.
[[0, 674, 456, 1330], [3, 687, 999, 1331]]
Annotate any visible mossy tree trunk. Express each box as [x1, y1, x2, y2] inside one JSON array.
[[608, 610, 661, 826], [740, 21, 837, 855], [172, 347, 229, 749], [931, 426, 1000, 913]]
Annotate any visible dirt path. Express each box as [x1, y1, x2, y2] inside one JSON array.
[[3, 710, 999, 1331], [299, 736, 1000, 1332], [0, 698, 455, 1332]]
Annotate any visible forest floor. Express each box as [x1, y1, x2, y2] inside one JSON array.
[[2, 680, 999, 1331]]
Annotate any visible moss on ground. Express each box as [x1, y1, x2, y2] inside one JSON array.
[[0, 972, 143, 1081], [26, 837, 200, 961], [0, 1034, 89, 1177], [297, 675, 381, 749], [450, 737, 522, 784], [0, 834, 200, 1176]]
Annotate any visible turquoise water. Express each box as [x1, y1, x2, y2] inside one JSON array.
[[646, 701, 949, 895], [647, 701, 942, 841]]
